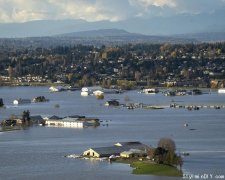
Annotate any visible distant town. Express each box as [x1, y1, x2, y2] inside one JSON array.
[[0, 43, 225, 89]]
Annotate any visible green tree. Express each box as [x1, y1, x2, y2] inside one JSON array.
[[22, 110, 31, 125]]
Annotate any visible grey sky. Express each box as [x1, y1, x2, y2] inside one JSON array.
[[0, 0, 224, 23]]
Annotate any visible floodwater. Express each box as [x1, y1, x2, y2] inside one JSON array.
[[0, 87, 225, 180]]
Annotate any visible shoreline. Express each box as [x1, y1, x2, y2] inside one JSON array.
[[0, 84, 221, 90]]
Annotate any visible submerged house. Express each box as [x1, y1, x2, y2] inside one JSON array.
[[30, 115, 44, 124], [105, 100, 120, 106], [44, 116, 100, 128], [13, 98, 31, 105], [1, 115, 44, 126], [49, 86, 64, 92], [45, 117, 88, 128], [83, 141, 151, 158], [142, 88, 159, 94], [120, 149, 146, 158]]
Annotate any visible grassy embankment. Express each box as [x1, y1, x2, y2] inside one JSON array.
[[115, 159, 182, 177]]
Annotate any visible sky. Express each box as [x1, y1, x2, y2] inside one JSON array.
[[0, 0, 225, 23]]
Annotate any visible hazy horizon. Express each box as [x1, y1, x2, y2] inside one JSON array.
[[0, 0, 225, 37]]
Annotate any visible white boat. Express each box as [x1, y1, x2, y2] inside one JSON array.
[[13, 98, 31, 105], [218, 88, 225, 94]]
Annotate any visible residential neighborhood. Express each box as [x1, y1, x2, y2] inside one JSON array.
[[0, 43, 225, 88]]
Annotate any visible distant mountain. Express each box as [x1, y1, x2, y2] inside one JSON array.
[[58, 29, 142, 37], [0, 29, 197, 49], [1, 28, 224, 49], [56, 29, 197, 44], [59, 29, 225, 43], [0, 9, 225, 38]]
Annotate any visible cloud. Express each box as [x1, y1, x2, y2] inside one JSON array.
[[175, 0, 225, 14], [0, 0, 225, 23], [0, 0, 124, 23], [129, 0, 225, 17], [129, 0, 177, 8], [0, 0, 54, 22]]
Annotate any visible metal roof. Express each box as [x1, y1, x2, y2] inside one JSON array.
[[90, 142, 151, 156], [91, 146, 128, 156]]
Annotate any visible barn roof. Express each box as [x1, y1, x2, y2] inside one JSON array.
[[90, 142, 151, 156]]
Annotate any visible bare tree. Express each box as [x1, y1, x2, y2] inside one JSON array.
[[158, 138, 176, 153]]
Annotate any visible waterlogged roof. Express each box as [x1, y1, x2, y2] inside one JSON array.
[[90, 142, 150, 156], [49, 115, 62, 120], [114, 141, 142, 146], [91, 146, 128, 155], [46, 117, 84, 123], [63, 117, 79, 121]]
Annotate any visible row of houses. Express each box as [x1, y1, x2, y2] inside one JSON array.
[[1, 115, 44, 126], [1, 115, 100, 128]]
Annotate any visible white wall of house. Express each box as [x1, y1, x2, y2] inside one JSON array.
[[83, 149, 100, 157], [45, 120, 85, 128]]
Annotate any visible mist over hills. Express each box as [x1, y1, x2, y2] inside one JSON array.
[[0, 9, 225, 48]]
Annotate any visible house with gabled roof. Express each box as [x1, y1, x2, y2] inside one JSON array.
[[83, 141, 151, 158]]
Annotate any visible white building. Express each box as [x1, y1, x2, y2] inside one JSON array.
[[45, 117, 88, 128]]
